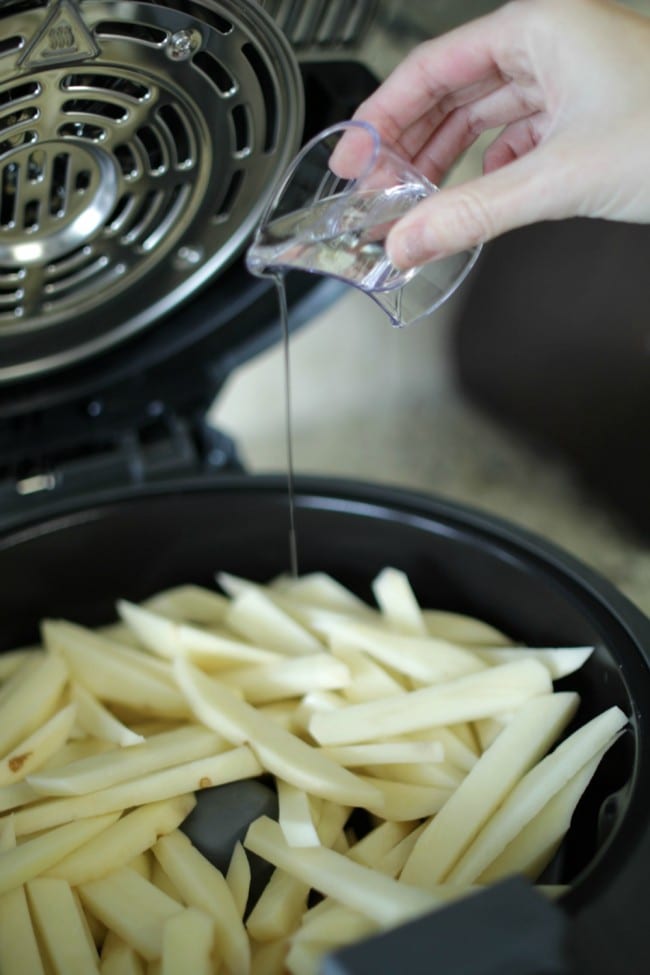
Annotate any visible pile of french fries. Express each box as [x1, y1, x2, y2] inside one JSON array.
[[0, 567, 626, 975]]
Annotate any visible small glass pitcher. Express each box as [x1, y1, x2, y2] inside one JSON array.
[[246, 120, 481, 327]]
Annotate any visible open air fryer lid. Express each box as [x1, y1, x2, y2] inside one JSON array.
[[0, 0, 305, 387]]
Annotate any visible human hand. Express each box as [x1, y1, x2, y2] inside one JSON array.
[[351, 0, 650, 267]]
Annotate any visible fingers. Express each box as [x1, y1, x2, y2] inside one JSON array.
[[482, 116, 547, 173], [410, 84, 546, 185], [385, 146, 573, 267], [352, 2, 529, 148]]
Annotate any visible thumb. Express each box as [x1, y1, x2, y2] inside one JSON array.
[[386, 152, 572, 268]]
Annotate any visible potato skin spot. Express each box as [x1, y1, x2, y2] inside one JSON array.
[[8, 752, 31, 773], [198, 776, 212, 788]]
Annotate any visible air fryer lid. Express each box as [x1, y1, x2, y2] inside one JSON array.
[[0, 475, 648, 974], [0, 0, 303, 382]]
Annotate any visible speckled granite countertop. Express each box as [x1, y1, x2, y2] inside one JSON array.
[[212, 286, 650, 617]]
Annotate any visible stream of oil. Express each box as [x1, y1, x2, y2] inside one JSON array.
[[272, 272, 299, 578]]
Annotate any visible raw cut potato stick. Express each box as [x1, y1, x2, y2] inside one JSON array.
[[0, 812, 119, 895], [224, 587, 323, 656], [44, 621, 188, 718], [27, 724, 226, 797], [474, 646, 594, 679], [153, 829, 250, 975], [365, 761, 463, 790], [218, 653, 351, 704], [151, 860, 184, 905], [446, 705, 628, 885], [44, 620, 176, 683], [0, 883, 46, 975], [331, 644, 405, 701], [100, 931, 146, 975], [292, 900, 378, 948], [316, 619, 485, 684], [246, 802, 350, 942], [144, 585, 229, 625], [27, 877, 101, 974], [356, 775, 451, 821], [0, 647, 43, 682], [173, 658, 382, 809], [0, 779, 37, 813], [245, 816, 439, 928], [345, 820, 415, 867], [377, 822, 428, 878], [309, 658, 552, 745], [14, 747, 261, 836], [79, 867, 184, 962], [226, 842, 251, 919], [160, 907, 215, 975], [371, 567, 428, 636], [321, 740, 445, 768], [45, 795, 196, 886], [400, 692, 580, 887], [72, 683, 145, 747], [422, 609, 511, 646], [118, 600, 280, 669], [0, 652, 68, 756], [250, 939, 288, 975], [271, 572, 372, 615], [478, 748, 608, 883], [277, 780, 321, 847], [0, 702, 76, 786]]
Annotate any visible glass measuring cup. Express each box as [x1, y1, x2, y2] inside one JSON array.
[[245, 120, 481, 327]]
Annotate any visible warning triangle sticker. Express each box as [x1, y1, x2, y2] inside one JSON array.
[[19, 0, 99, 69]]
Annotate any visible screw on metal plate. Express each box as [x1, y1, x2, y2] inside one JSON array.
[[174, 245, 204, 269], [166, 29, 202, 61]]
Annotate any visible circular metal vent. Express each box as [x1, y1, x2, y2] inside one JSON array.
[[0, 0, 304, 380]]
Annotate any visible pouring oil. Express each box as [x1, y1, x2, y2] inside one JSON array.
[[246, 184, 426, 577]]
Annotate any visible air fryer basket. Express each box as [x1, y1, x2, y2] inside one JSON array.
[[0, 475, 648, 972]]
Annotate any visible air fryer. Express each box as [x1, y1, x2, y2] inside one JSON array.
[[0, 4, 648, 975]]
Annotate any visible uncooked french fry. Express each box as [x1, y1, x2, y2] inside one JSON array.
[[226, 841, 251, 919], [270, 572, 371, 615], [244, 816, 438, 927], [345, 820, 415, 867], [0, 812, 119, 895], [224, 588, 323, 656], [0, 779, 37, 813], [173, 658, 382, 809], [0, 882, 46, 975], [372, 567, 428, 636], [118, 600, 280, 669], [446, 706, 628, 885], [218, 653, 350, 704], [357, 775, 451, 821], [14, 747, 261, 835], [27, 725, 226, 796], [316, 619, 485, 684], [0, 652, 68, 757], [46, 796, 196, 886], [153, 829, 249, 975], [144, 585, 229, 625], [474, 645, 594, 679], [292, 900, 378, 948], [478, 748, 608, 883], [331, 643, 405, 701], [100, 931, 145, 975], [72, 683, 145, 747], [277, 780, 321, 847], [79, 867, 184, 962], [0, 647, 43, 682], [400, 692, 579, 887], [27, 876, 101, 974], [321, 740, 444, 768], [250, 938, 288, 975], [161, 907, 215, 975], [309, 658, 552, 745], [0, 702, 76, 786], [422, 609, 511, 646], [45, 621, 187, 718]]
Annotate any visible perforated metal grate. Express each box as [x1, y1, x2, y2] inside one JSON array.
[[0, 0, 303, 379]]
